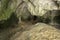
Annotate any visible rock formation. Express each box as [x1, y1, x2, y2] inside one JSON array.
[[10, 23, 60, 40]]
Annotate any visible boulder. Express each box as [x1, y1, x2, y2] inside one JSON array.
[[10, 23, 60, 40]]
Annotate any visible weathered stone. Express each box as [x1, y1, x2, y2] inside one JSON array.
[[42, 10, 60, 25], [24, 0, 58, 16], [10, 23, 60, 40], [15, 0, 60, 17]]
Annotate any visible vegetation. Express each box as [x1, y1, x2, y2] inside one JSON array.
[[0, 0, 18, 28], [0, 0, 17, 21]]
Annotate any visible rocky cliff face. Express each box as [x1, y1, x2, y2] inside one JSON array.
[[14, 0, 60, 25], [15, 0, 59, 16], [0, 0, 60, 21], [0, 0, 60, 40], [25, 0, 58, 16]]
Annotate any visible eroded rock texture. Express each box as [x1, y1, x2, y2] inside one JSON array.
[[15, 0, 59, 16], [0, 0, 60, 40], [9, 23, 60, 40], [15, 0, 60, 25], [24, 0, 58, 16]]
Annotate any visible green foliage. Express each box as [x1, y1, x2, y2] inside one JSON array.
[[0, 8, 13, 20], [1, 0, 10, 9], [0, 0, 17, 21]]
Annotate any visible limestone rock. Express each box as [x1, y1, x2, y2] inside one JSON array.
[[10, 23, 60, 40], [15, 0, 59, 17], [24, 0, 58, 16]]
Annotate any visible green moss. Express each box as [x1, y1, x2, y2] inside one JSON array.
[[0, 0, 17, 21], [0, 8, 13, 20]]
